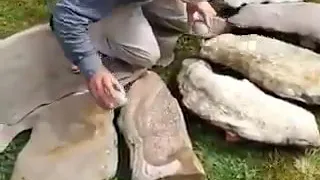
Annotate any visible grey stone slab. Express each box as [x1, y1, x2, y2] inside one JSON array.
[[0, 23, 145, 127], [0, 24, 85, 125]]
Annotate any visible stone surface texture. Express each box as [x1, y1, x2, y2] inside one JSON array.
[[214, 0, 302, 8], [178, 59, 320, 146], [228, 3, 320, 43], [118, 71, 205, 180], [10, 92, 118, 180], [200, 33, 320, 105]]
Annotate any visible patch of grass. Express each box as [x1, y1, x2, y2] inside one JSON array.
[[0, 131, 31, 180], [0, 0, 49, 38], [305, 0, 320, 3]]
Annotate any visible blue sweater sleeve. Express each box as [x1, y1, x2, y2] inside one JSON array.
[[51, 0, 114, 79]]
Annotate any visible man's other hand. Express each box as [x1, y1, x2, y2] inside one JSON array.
[[86, 67, 121, 109], [186, 1, 217, 28]]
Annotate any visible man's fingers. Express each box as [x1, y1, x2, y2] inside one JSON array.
[[90, 77, 114, 109], [95, 77, 108, 103], [102, 76, 120, 108], [87, 67, 124, 109]]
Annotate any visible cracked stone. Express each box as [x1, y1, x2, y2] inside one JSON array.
[[178, 59, 320, 147], [0, 24, 85, 126], [0, 23, 145, 148]]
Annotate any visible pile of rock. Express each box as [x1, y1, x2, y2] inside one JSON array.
[[2, 1, 320, 179]]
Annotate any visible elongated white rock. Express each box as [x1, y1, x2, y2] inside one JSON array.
[[178, 59, 320, 146], [10, 91, 118, 180], [217, 0, 302, 8], [200, 34, 320, 105], [228, 3, 320, 43], [118, 71, 205, 180]]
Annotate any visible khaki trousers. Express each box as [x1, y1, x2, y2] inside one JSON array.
[[88, 0, 189, 67]]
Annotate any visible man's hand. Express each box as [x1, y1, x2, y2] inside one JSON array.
[[86, 67, 122, 109], [186, 1, 217, 28]]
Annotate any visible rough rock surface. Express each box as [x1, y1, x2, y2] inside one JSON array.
[[118, 71, 205, 180], [211, 0, 302, 9], [0, 23, 145, 127], [10, 92, 118, 180], [200, 33, 320, 105], [178, 59, 320, 146], [228, 3, 320, 45]]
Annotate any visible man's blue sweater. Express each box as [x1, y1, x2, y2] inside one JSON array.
[[51, 0, 147, 79]]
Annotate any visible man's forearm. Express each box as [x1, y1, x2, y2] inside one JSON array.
[[52, 4, 103, 79]]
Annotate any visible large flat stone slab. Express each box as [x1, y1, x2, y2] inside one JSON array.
[[118, 71, 205, 180], [10, 91, 118, 180], [228, 3, 320, 44], [200, 33, 320, 105], [0, 24, 85, 125], [178, 59, 320, 146], [0, 23, 145, 127]]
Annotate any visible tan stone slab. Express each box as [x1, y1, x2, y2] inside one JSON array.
[[200, 33, 320, 104], [228, 2, 320, 43], [10, 91, 118, 180], [178, 59, 320, 146], [118, 71, 205, 180]]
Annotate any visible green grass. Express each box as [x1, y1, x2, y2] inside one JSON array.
[[2, 1, 320, 180], [0, 0, 49, 38]]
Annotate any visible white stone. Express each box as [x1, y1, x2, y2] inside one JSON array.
[[200, 33, 320, 105], [178, 59, 320, 146], [118, 71, 205, 180], [228, 2, 320, 43], [222, 0, 301, 8]]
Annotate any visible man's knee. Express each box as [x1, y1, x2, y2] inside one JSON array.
[[117, 43, 161, 68], [142, 0, 188, 33]]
